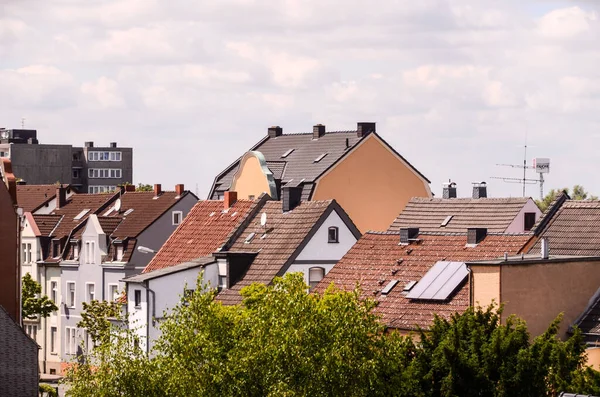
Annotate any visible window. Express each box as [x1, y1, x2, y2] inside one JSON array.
[[308, 267, 325, 288], [313, 153, 328, 163], [74, 209, 90, 220], [51, 281, 58, 303], [73, 243, 79, 260], [108, 284, 119, 302], [25, 325, 37, 341], [72, 169, 81, 179], [172, 211, 183, 225], [24, 243, 32, 263], [65, 327, 77, 355], [218, 276, 227, 291], [67, 282, 76, 308], [85, 241, 95, 264], [88, 151, 121, 162], [50, 327, 57, 353], [524, 212, 536, 231], [134, 290, 142, 308], [52, 240, 61, 258], [21, 243, 27, 264], [328, 227, 339, 243], [116, 245, 124, 261], [244, 232, 256, 244], [86, 283, 95, 303]]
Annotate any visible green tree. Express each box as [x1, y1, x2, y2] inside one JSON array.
[[136, 183, 153, 192], [76, 300, 122, 347], [537, 185, 598, 211], [21, 273, 58, 320]]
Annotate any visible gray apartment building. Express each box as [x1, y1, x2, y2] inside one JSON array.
[[0, 128, 133, 193]]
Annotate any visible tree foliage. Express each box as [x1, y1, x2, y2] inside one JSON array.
[[136, 183, 154, 192], [63, 274, 600, 397], [536, 185, 598, 211], [21, 273, 58, 320], [76, 300, 122, 346]]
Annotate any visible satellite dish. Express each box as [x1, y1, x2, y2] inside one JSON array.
[[260, 212, 267, 227], [114, 198, 122, 213]]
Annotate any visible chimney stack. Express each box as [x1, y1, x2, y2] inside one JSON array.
[[153, 184, 162, 197], [282, 186, 302, 212], [357, 122, 376, 138], [224, 191, 237, 209], [110, 142, 117, 148], [175, 184, 185, 196], [84, 141, 94, 148], [56, 185, 67, 209], [400, 228, 419, 244], [472, 182, 487, 199], [467, 228, 487, 245], [313, 124, 325, 139], [124, 184, 136, 192], [541, 238, 549, 260], [268, 126, 283, 138], [443, 182, 457, 199]]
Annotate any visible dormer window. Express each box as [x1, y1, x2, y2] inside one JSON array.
[[328, 227, 339, 243], [52, 240, 61, 258], [116, 245, 124, 261], [72, 242, 80, 260]]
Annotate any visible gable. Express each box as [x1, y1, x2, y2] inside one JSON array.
[[230, 151, 278, 200]]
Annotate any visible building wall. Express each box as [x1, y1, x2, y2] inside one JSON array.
[[10, 144, 73, 185], [0, 307, 39, 397], [586, 347, 600, 370], [230, 153, 276, 200], [0, 176, 19, 323], [505, 199, 542, 233], [82, 146, 133, 193], [500, 260, 600, 339], [312, 134, 431, 233], [42, 266, 61, 375], [470, 266, 501, 309]]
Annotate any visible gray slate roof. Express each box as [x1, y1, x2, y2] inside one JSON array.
[[389, 197, 531, 233], [125, 256, 215, 283], [571, 286, 600, 345]]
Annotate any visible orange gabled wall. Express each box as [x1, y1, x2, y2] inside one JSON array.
[[312, 134, 431, 232]]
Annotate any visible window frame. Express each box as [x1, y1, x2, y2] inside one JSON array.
[[172, 211, 183, 226], [308, 267, 325, 289], [108, 284, 119, 302], [328, 226, 339, 243], [50, 326, 57, 354], [50, 281, 58, 304], [86, 282, 95, 303], [134, 289, 142, 308], [524, 212, 536, 231], [66, 281, 76, 308]]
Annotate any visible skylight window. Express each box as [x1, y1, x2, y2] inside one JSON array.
[[313, 153, 328, 163], [441, 215, 453, 227], [244, 232, 256, 244], [381, 280, 399, 295], [74, 209, 90, 220], [103, 207, 115, 217], [123, 209, 134, 216], [281, 149, 295, 158]]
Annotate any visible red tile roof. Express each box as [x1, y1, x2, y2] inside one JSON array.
[[32, 214, 63, 236], [143, 200, 255, 273], [16, 184, 60, 213], [315, 232, 531, 330], [105, 191, 190, 240], [49, 193, 117, 240], [389, 197, 532, 233], [217, 200, 337, 305]]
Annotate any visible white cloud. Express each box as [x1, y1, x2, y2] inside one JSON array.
[[537, 7, 598, 39], [81, 77, 126, 109]]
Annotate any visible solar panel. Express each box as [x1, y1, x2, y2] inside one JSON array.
[[406, 261, 468, 301]]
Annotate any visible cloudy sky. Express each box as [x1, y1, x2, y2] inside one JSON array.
[[1, 0, 599, 199]]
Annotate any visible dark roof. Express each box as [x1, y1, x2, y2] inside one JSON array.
[[48, 193, 117, 240], [16, 184, 60, 213], [216, 200, 359, 305], [127, 256, 216, 283], [571, 287, 600, 345], [389, 197, 533, 233], [143, 199, 257, 273], [209, 129, 429, 199], [97, 216, 123, 236], [315, 232, 531, 330], [531, 200, 600, 256], [104, 191, 192, 240], [32, 214, 63, 236]]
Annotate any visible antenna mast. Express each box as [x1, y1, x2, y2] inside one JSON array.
[[491, 146, 550, 200]]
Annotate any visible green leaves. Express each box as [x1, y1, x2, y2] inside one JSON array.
[[21, 273, 58, 320], [77, 299, 122, 346]]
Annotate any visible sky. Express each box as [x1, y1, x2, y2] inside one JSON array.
[[1, 0, 599, 199]]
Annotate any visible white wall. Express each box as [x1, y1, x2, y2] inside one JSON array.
[[506, 199, 543, 234]]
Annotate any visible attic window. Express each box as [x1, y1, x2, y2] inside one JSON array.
[[281, 149, 295, 158], [244, 232, 256, 244], [313, 153, 328, 163], [52, 240, 61, 258], [381, 280, 399, 295], [441, 215, 453, 227], [74, 209, 90, 220], [123, 209, 134, 216]]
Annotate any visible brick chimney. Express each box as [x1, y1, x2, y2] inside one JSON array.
[[84, 141, 94, 148], [400, 228, 419, 244], [110, 142, 117, 148], [153, 184, 162, 197], [224, 191, 237, 209], [443, 182, 457, 199], [125, 184, 135, 192], [282, 186, 302, 212], [472, 182, 487, 199], [56, 185, 67, 209], [467, 228, 487, 245], [357, 122, 376, 138], [313, 124, 325, 139], [268, 126, 283, 138], [175, 184, 185, 196]]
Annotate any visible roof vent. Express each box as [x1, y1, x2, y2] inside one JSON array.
[[400, 228, 419, 244], [443, 182, 457, 199], [313, 124, 325, 139], [467, 228, 487, 245], [123, 208, 134, 216], [472, 182, 487, 199]]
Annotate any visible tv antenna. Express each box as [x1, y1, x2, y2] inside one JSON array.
[[21, 117, 25, 129], [491, 144, 550, 200]]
